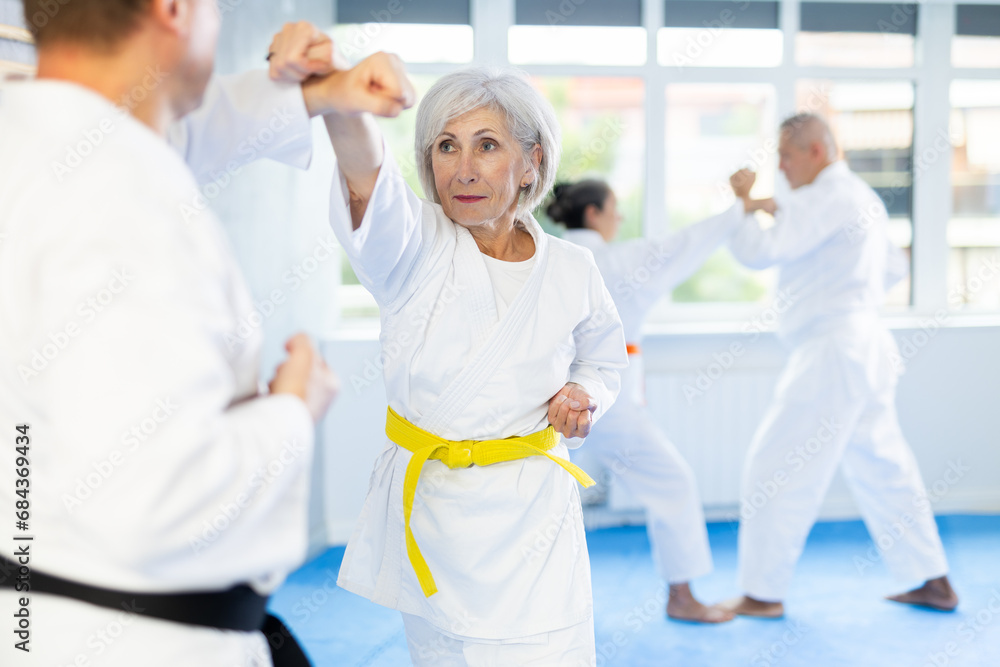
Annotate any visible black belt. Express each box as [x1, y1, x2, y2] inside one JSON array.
[[0, 555, 312, 665]]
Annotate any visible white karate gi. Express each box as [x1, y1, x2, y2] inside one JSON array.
[[728, 161, 950, 601], [563, 204, 743, 584], [329, 145, 627, 664], [0, 70, 315, 666]]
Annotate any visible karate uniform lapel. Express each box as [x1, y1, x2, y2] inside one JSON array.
[[417, 214, 549, 435]]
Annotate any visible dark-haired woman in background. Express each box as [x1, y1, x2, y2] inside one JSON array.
[[548, 179, 744, 623]]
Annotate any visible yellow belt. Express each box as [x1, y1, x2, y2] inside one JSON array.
[[385, 406, 596, 597]]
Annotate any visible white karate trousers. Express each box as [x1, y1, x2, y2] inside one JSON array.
[[575, 353, 714, 584], [402, 612, 595, 666], [737, 323, 950, 601]]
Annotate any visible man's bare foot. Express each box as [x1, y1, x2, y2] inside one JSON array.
[[666, 583, 735, 623], [720, 595, 785, 619], [887, 576, 958, 612]]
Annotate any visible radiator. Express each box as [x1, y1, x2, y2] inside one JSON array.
[[593, 369, 780, 521]]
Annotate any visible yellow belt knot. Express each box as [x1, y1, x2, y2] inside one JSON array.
[[385, 406, 595, 598], [440, 441, 475, 468]]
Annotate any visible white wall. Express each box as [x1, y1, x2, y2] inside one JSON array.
[[315, 321, 1000, 546]]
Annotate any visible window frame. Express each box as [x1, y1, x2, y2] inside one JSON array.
[[331, 0, 1000, 325]]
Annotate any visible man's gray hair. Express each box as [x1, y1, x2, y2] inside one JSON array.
[[780, 112, 838, 160], [414, 67, 561, 216]]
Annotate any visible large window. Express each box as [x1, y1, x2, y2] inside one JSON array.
[[796, 80, 915, 306], [510, 0, 646, 66], [328, 0, 1000, 323], [0, 0, 34, 78], [953, 4, 1000, 68], [533, 77, 646, 240], [796, 2, 917, 68], [658, 1, 783, 68], [332, 0, 472, 63], [665, 83, 778, 303], [949, 80, 1000, 309]]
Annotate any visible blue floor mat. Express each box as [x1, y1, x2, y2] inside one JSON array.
[[269, 515, 1000, 666]]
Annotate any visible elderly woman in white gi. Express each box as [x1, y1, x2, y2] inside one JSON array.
[[324, 67, 627, 665], [551, 180, 745, 623]]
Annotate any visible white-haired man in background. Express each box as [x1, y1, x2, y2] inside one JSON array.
[[722, 113, 958, 618]]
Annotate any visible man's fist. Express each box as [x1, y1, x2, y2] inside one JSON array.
[[268, 21, 349, 83], [269, 333, 339, 423], [305, 51, 416, 118], [730, 169, 757, 199], [547, 382, 598, 439]]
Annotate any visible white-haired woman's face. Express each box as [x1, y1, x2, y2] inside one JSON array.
[[432, 107, 540, 230]]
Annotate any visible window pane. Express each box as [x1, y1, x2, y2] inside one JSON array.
[[337, 0, 470, 24], [658, 28, 783, 67], [665, 84, 778, 303], [949, 80, 1000, 310], [797, 3, 916, 68], [952, 35, 1000, 69], [331, 24, 473, 63], [799, 2, 917, 34], [516, 0, 641, 26], [508, 26, 647, 66], [664, 0, 779, 30], [796, 32, 914, 67], [796, 80, 914, 306], [532, 77, 646, 241], [0, 6, 35, 77]]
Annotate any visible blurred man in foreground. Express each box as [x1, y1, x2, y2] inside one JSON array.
[[0, 2, 412, 664]]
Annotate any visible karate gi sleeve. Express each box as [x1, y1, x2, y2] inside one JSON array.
[[630, 202, 744, 301], [728, 186, 851, 269], [168, 70, 314, 185], [34, 202, 316, 590], [328, 140, 438, 307], [568, 262, 629, 428]]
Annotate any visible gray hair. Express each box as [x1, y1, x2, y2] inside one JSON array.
[[414, 67, 561, 216], [780, 112, 838, 160]]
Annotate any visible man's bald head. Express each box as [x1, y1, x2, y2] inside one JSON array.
[[778, 113, 838, 189]]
